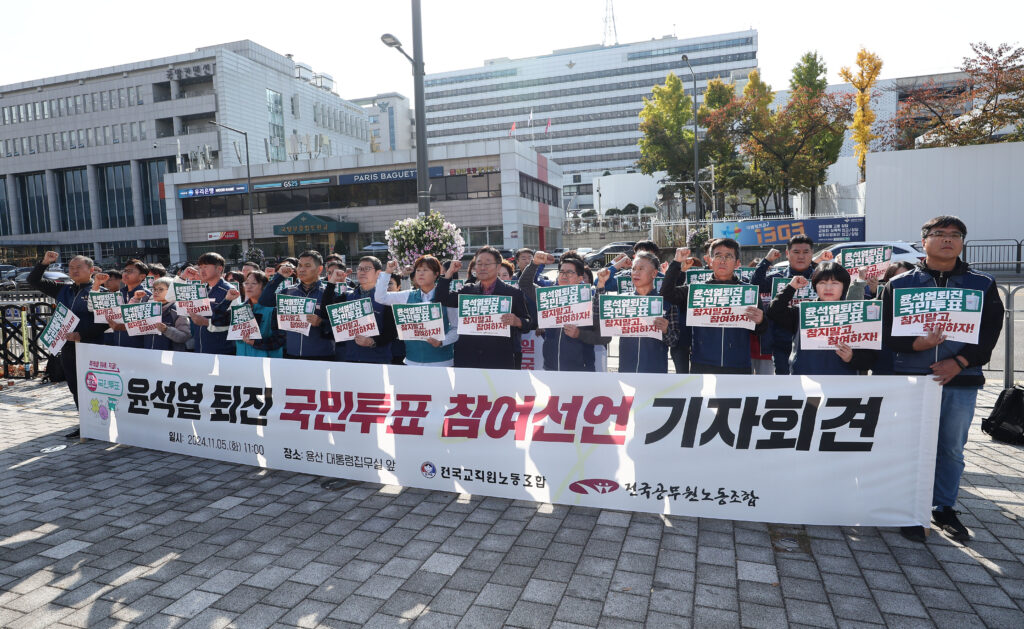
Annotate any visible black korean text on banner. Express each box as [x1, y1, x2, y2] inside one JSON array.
[[89, 291, 123, 325], [172, 282, 212, 317], [686, 283, 759, 330], [892, 287, 983, 344], [276, 294, 317, 336], [799, 300, 882, 350], [536, 284, 593, 328], [598, 294, 664, 339], [392, 302, 444, 343], [458, 295, 512, 337], [120, 302, 163, 336], [326, 298, 379, 343], [76, 344, 942, 527], [228, 303, 262, 341]]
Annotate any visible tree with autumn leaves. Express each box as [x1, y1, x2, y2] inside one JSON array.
[[839, 49, 883, 182]]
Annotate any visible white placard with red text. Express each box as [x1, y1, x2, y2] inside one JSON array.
[[172, 282, 213, 317], [120, 302, 163, 336], [892, 287, 983, 344], [77, 345, 941, 527], [598, 294, 664, 339], [326, 299, 379, 343]]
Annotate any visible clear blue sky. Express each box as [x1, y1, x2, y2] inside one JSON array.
[[2, 0, 1020, 99]]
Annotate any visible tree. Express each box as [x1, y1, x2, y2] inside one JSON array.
[[791, 51, 844, 214], [839, 49, 883, 182], [637, 72, 698, 183], [882, 42, 1024, 149], [790, 52, 829, 93], [698, 77, 745, 214]]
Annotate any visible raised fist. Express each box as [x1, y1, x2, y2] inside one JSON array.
[[264, 266, 276, 276], [328, 268, 347, 284], [134, 290, 146, 300], [816, 250, 834, 262], [765, 249, 782, 263], [674, 247, 691, 263], [534, 251, 556, 265], [94, 273, 110, 284], [278, 263, 295, 278], [386, 260, 399, 274], [596, 267, 611, 288], [42, 251, 59, 265], [789, 275, 809, 290], [445, 260, 463, 278], [225, 288, 241, 302]]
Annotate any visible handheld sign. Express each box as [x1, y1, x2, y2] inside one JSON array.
[[799, 300, 882, 350], [39, 303, 80, 355], [598, 294, 664, 339], [892, 287, 983, 344], [450, 279, 466, 293], [89, 291, 123, 325], [228, 303, 262, 341], [686, 284, 760, 330], [616, 276, 663, 295], [685, 269, 715, 285], [173, 282, 212, 317], [326, 298, 379, 343], [839, 246, 893, 280], [772, 276, 817, 303], [738, 267, 758, 283], [393, 302, 445, 343], [536, 284, 593, 328], [458, 294, 512, 337], [276, 294, 317, 336], [121, 302, 163, 336], [141, 276, 155, 292]]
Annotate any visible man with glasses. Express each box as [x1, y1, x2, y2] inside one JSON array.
[[882, 216, 1004, 544], [437, 246, 532, 369], [259, 250, 335, 361], [95, 258, 151, 348], [322, 256, 398, 364]]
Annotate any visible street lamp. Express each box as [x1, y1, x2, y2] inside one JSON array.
[[381, 0, 430, 217], [680, 55, 700, 219], [209, 120, 256, 257]]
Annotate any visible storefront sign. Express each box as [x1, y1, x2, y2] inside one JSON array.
[[338, 166, 444, 185], [207, 231, 240, 241]]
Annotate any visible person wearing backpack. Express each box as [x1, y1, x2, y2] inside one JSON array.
[[881, 216, 1004, 544]]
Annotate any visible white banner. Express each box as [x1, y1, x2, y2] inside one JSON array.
[[393, 303, 444, 343], [172, 282, 212, 317], [800, 301, 882, 350], [77, 345, 941, 526], [892, 287, 983, 344], [598, 295, 664, 339], [686, 284, 759, 330], [120, 302, 163, 336], [89, 291, 123, 325]]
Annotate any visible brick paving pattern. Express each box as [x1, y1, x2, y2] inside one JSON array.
[[1, 379, 1023, 628]]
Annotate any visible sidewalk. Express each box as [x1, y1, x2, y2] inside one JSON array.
[[1, 379, 1023, 629]]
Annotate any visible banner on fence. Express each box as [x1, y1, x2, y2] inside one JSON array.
[[799, 301, 882, 350], [892, 287, 983, 344], [713, 217, 865, 246], [76, 345, 940, 526], [40, 303, 80, 355], [687, 284, 759, 330]]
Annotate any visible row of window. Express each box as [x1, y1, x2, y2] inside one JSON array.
[[180, 173, 508, 220], [437, 134, 640, 156], [550, 150, 641, 166], [423, 51, 757, 102], [626, 37, 755, 61], [518, 173, 560, 207], [427, 94, 646, 126], [563, 184, 595, 196], [311, 101, 367, 138], [424, 68, 518, 89], [1, 85, 146, 127], [428, 110, 642, 139], [1, 121, 148, 159]]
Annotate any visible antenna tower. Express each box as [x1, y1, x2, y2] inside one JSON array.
[[602, 0, 618, 46]]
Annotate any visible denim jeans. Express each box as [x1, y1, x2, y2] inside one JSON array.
[[933, 385, 981, 509]]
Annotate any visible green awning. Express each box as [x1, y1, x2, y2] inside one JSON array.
[[273, 212, 358, 236]]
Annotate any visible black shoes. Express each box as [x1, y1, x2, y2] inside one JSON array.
[[64, 428, 81, 440], [900, 525, 927, 543], [932, 507, 971, 543]]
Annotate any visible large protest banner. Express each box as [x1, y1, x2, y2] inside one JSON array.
[[77, 345, 939, 526]]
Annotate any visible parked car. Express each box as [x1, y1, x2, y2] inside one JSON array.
[[771, 240, 925, 272], [584, 242, 637, 269], [4, 266, 33, 280], [0, 264, 16, 278], [14, 270, 72, 290]]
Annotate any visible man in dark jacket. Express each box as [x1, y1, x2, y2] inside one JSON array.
[[97, 259, 151, 348], [882, 216, 1004, 544], [322, 256, 398, 364], [30, 251, 107, 438], [435, 246, 533, 369], [258, 250, 335, 360], [186, 253, 235, 354]]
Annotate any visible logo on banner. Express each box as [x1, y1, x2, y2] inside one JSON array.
[[421, 462, 437, 478], [569, 479, 620, 495]]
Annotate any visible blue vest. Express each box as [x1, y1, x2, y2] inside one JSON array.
[[542, 329, 595, 371], [691, 326, 755, 371], [618, 336, 668, 374], [403, 290, 454, 364], [280, 280, 334, 358], [889, 267, 993, 377], [192, 279, 234, 354]]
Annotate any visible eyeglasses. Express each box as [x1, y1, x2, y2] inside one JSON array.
[[355, 266, 376, 272], [557, 270, 578, 277], [925, 231, 964, 240], [711, 254, 737, 261]]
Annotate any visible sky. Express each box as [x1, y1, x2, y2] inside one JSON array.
[[2, 0, 1022, 99]]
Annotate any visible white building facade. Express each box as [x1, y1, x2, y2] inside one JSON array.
[[0, 40, 369, 263], [352, 93, 415, 152], [423, 31, 759, 212]]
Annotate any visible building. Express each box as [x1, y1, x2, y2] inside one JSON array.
[[0, 40, 369, 264], [352, 93, 415, 153], [422, 30, 758, 211], [166, 140, 561, 263]]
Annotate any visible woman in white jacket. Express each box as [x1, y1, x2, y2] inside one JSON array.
[[374, 256, 459, 367]]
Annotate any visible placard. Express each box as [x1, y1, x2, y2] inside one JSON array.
[[686, 284, 760, 330], [228, 303, 262, 341], [799, 301, 882, 350], [772, 276, 817, 303], [536, 284, 593, 328], [172, 282, 212, 317], [598, 295, 664, 339], [450, 279, 466, 292], [393, 302, 445, 343], [617, 277, 663, 295], [457, 295, 512, 337], [326, 298, 380, 343], [276, 294, 317, 336], [839, 246, 893, 280], [892, 287, 983, 344], [89, 291, 123, 325], [121, 302, 163, 336], [39, 303, 80, 355]]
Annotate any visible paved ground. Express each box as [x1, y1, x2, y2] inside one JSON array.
[[2, 379, 1024, 629]]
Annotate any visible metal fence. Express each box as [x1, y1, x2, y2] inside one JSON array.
[[963, 239, 1023, 274], [0, 301, 56, 378]]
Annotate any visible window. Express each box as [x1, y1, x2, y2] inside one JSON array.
[[101, 91, 108, 110], [57, 168, 91, 231], [266, 89, 285, 161], [58, 243, 94, 259], [17, 173, 50, 234], [0, 177, 12, 236], [98, 163, 134, 229], [141, 158, 172, 225], [101, 240, 137, 260], [127, 86, 136, 106]]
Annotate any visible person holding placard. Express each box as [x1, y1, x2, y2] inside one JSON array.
[[597, 251, 675, 373], [766, 263, 876, 375], [214, 271, 284, 358], [881, 216, 1004, 544], [185, 253, 235, 355], [259, 251, 334, 361], [322, 256, 398, 364], [30, 252, 107, 422], [131, 278, 191, 351], [95, 259, 151, 349], [435, 246, 533, 370], [662, 239, 768, 374], [374, 256, 457, 367], [520, 251, 609, 372], [751, 235, 831, 374]]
